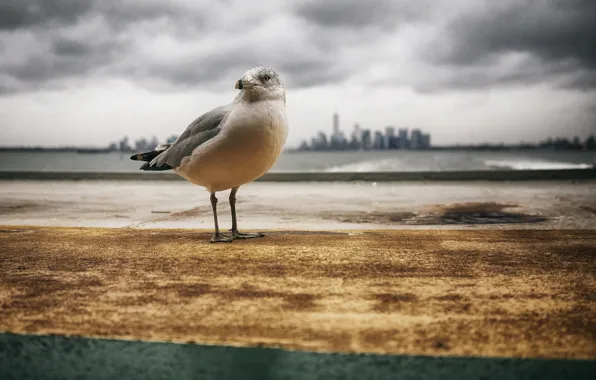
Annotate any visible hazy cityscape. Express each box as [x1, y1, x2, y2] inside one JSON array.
[[110, 134, 179, 154], [298, 113, 432, 151], [0, 112, 594, 153], [295, 113, 596, 152]]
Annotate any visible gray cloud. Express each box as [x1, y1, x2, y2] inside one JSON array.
[[2, 39, 122, 92], [52, 38, 89, 56], [423, 0, 596, 90], [0, 0, 93, 30], [446, 0, 595, 67], [0, 0, 197, 31], [0, 0, 594, 96], [293, 0, 426, 29], [0, 1, 214, 94], [0, 0, 353, 94], [0, 21, 130, 93], [119, 41, 350, 92]]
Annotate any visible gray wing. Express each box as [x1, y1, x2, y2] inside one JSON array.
[[150, 104, 233, 168]]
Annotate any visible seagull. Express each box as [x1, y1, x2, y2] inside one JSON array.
[[130, 67, 288, 243]]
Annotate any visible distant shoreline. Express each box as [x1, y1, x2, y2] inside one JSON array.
[[0, 146, 595, 153]]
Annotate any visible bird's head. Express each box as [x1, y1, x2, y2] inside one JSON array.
[[234, 67, 285, 103]]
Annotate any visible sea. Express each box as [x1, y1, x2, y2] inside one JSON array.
[[0, 150, 594, 173]]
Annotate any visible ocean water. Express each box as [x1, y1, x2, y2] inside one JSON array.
[[0, 150, 593, 173]]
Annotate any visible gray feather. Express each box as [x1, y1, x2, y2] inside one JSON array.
[[150, 105, 232, 168]]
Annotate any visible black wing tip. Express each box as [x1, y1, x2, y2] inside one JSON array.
[[139, 162, 173, 171], [130, 145, 172, 162]]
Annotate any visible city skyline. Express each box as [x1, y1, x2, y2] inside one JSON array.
[[2, 115, 595, 152], [292, 112, 596, 152], [299, 113, 432, 151], [2, 127, 594, 152]]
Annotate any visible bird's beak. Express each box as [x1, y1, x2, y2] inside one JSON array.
[[235, 78, 256, 90]]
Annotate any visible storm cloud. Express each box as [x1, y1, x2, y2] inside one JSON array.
[[0, 0, 350, 93], [0, 0, 93, 30], [292, 0, 426, 29], [0, 0, 594, 94], [423, 0, 596, 91]]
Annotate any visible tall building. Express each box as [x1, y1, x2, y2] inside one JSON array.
[[332, 113, 339, 136], [373, 131, 385, 150], [330, 113, 343, 149], [118, 136, 131, 152], [149, 136, 159, 149], [361, 129, 372, 149], [338, 131, 349, 150], [410, 128, 423, 150], [134, 137, 148, 152], [352, 124, 361, 139], [316, 131, 329, 150], [398, 128, 409, 149], [385, 126, 395, 149], [299, 140, 309, 151], [421, 133, 431, 149], [351, 124, 362, 149]]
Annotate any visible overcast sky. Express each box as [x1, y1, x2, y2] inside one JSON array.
[[0, 0, 594, 147]]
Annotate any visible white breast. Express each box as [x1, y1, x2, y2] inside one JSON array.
[[176, 100, 288, 192]]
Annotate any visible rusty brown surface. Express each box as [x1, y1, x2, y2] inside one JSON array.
[[0, 226, 594, 359]]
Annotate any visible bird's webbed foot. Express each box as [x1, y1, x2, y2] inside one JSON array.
[[210, 233, 233, 243], [232, 230, 265, 240]]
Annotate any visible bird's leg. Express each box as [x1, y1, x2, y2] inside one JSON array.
[[210, 192, 232, 243], [229, 187, 264, 239]]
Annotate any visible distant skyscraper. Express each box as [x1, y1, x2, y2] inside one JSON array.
[[119, 136, 132, 152], [385, 126, 395, 149], [333, 113, 339, 136], [317, 131, 329, 150], [361, 129, 372, 149], [421, 133, 431, 149], [410, 128, 423, 150], [135, 137, 149, 152], [350, 124, 361, 147], [149, 136, 159, 149], [398, 128, 409, 149], [373, 131, 385, 150]]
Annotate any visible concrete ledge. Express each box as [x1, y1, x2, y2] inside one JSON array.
[[0, 168, 595, 182], [1, 227, 594, 360]]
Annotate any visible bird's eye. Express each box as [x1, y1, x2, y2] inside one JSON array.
[[263, 75, 271, 82]]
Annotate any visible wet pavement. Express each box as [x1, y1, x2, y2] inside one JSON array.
[[0, 180, 595, 230]]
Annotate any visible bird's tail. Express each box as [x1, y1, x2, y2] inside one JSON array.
[[130, 144, 173, 171]]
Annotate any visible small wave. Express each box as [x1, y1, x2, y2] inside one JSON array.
[[484, 159, 591, 171], [325, 159, 399, 172]]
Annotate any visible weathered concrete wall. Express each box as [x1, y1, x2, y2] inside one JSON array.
[[1, 227, 594, 359]]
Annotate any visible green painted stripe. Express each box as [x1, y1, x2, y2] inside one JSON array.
[[0, 333, 594, 380]]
